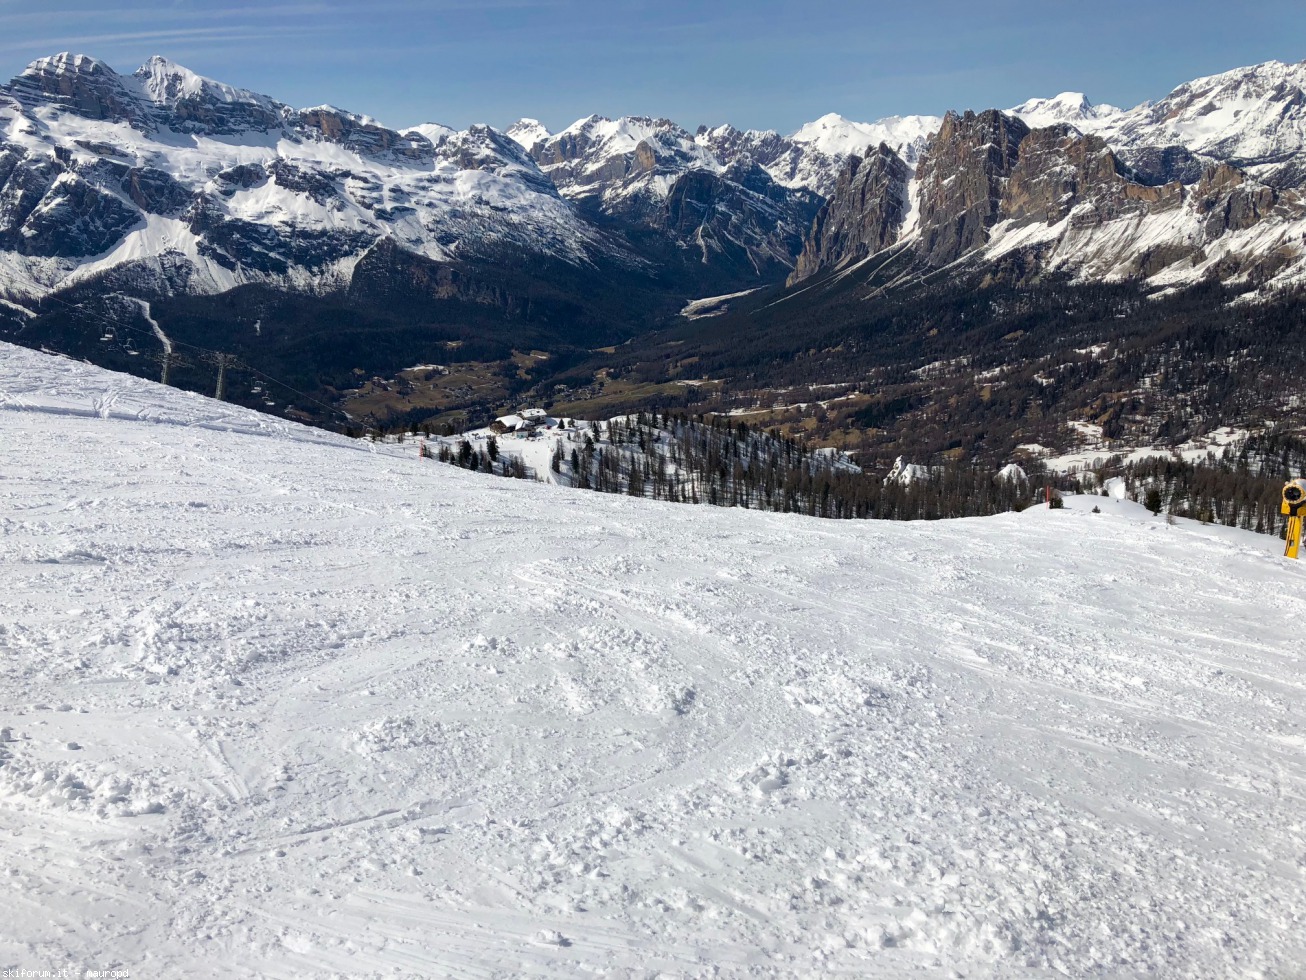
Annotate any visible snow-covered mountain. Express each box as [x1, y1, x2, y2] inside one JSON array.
[[518, 114, 822, 275], [504, 116, 551, 155], [0, 54, 618, 304], [693, 113, 939, 199], [1011, 61, 1306, 188], [4, 341, 1305, 976], [10, 51, 1304, 317], [7, 49, 1306, 425], [532, 114, 723, 207], [496, 110, 944, 275], [788, 112, 937, 171], [792, 58, 1306, 294], [1, 54, 913, 316], [1008, 91, 1124, 132]]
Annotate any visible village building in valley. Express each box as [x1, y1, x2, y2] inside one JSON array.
[[490, 408, 552, 434]]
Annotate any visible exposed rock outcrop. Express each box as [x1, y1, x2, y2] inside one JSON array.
[[661, 160, 821, 275], [915, 110, 1029, 267], [8, 54, 145, 126], [789, 143, 910, 284], [529, 115, 821, 271]]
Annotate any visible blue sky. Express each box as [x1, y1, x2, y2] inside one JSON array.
[[0, 0, 1302, 134]]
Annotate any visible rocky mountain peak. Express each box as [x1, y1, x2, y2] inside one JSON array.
[[1131, 59, 1306, 185], [532, 114, 717, 198], [133, 56, 286, 135], [19, 52, 114, 85], [788, 142, 911, 284], [506, 118, 551, 154], [913, 109, 1029, 267], [133, 56, 274, 108], [296, 105, 432, 161], [433, 124, 557, 194], [8, 52, 144, 125], [1009, 91, 1124, 130], [695, 124, 788, 168]]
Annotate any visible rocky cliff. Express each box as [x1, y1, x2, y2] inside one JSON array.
[[788, 144, 911, 284], [915, 110, 1029, 267]]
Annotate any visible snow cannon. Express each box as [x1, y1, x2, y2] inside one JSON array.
[[1281, 479, 1306, 559]]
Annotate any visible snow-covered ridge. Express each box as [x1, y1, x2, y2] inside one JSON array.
[[133, 54, 277, 110], [3, 343, 1305, 976], [788, 57, 1306, 292], [505, 117, 551, 153], [789, 111, 940, 165], [1008, 91, 1124, 131], [1008, 59, 1306, 188]]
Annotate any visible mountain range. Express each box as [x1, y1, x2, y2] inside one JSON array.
[[2, 53, 1304, 305], [2, 51, 1306, 448]]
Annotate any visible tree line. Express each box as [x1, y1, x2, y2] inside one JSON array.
[[1060, 429, 1306, 537], [426, 411, 1045, 521]]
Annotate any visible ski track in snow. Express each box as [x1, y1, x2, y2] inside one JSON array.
[[2, 344, 1306, 977]]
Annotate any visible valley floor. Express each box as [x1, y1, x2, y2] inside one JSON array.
[[1, 344, 1304, 978]]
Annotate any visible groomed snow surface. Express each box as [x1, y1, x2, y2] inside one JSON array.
[[2, 344, 1305, 978]]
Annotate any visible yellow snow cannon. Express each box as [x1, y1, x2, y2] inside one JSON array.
[[1282, 479, 1306, 559]]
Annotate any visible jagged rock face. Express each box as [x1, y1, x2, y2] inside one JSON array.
[[527, 115, 820, 269], [660, 161, 821, 274], [134, 56, 285, 135], [297, 107, 433, 161], [505, 119, 550, 156], [1011, 61, 1306, 191], [0, 150, 147, 257], [789, 94, 1306, 291], [1125, 61, 1306, 187], [1003, 127, 1131, 226], [0, 53, 616, 302], [122, 167, 193, 216], [215, 164, 269, 191], [695, 117, 938, 199], [184, 192, 372, 276], [433, 126, 558, 196], [8, 54, 145, 125], [17, 174, 142, 257], [12, 54, 439, 162], [6, 50, 1306, 313], [1191, 163, 1279, 235], [695, 125, 791, 170], [789, 144, 910, 284], [916, 110, 1029, 267], [1119, 145, 1207, 186], [533, 116, 716, 201], [694, 125, 828, 194], [0, 149, 59, 244]]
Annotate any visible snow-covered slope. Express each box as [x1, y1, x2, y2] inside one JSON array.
[[527, 114, 822, 273], [505, 117, 551, 155], [4, 343, 1305, 977], [10, 51, 1306, 310], [534, 114, 723, 206]]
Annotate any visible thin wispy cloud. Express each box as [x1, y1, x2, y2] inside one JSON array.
[[0, 24, 331, 56], [0, 0, 1300, 133], [0, 4, 330, 28]]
